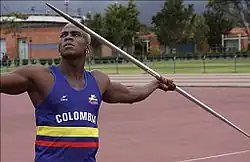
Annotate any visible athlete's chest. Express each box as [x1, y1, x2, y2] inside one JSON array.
[[50, 88, 101, 112], [65, 77, 86, 91], [44, 67, 102, 112]]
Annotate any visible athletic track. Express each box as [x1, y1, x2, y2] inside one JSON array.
[[1, 74, 250, 162]]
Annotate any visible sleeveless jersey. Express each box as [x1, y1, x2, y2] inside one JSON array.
[[34, 66, 102, 162]]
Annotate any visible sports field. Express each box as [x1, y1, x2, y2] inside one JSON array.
[[1, 58, 250, 74], [1, 58, 250, 162], [1, 86, 250, 162], [87, 58, 250, 74]]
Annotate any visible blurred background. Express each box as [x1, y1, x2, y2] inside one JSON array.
[[0, 0, 249, 74]]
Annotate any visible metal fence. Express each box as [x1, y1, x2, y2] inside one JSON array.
[[1, 53, 250, 74]]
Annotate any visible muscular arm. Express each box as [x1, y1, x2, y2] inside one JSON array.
[[0, 66, 33, 94], [92, 70, 165, 104], [92, 70, 175, 104], [103, 80, 160, 104]]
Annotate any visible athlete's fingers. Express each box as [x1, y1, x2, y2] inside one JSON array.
[[158, 77, 176, 91]]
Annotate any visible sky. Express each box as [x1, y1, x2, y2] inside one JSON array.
[[1, 1, 208, 25]]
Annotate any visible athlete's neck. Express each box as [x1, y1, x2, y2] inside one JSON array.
[[59, 59, 85, 80]]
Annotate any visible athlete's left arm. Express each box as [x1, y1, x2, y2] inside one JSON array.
[[101, 75, 176, 104]]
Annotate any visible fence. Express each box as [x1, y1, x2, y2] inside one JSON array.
[[1, 53, 250, 74]]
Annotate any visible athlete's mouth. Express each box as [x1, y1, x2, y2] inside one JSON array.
[[63, 43, 75, 47]]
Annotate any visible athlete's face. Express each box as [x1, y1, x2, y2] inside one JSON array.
[[59, 23, 90, 60]]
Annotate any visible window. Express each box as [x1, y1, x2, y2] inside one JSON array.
[[0, 38, 7, 60]]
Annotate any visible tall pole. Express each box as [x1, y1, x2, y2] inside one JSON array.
[[64, 0, 69, 14], [238, 34, 241, 51]]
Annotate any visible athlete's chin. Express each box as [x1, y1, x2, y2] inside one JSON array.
[[61, 51, 76, 58], [61, 53, 85, 60], [61, 55, 78, 60]]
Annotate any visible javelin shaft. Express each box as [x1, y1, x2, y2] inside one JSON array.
[[46, 3, 250, 139]]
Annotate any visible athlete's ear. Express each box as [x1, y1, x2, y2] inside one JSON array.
[[58, 43, 62, 53], [86, 44, 93, 56]]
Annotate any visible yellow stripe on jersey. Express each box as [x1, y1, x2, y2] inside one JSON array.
[[36, 126, 99, 137]]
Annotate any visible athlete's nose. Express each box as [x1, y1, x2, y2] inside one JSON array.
[[64, 35, 74, 42]]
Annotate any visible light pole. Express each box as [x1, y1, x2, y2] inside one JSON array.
[[64, 0, 69, 14]]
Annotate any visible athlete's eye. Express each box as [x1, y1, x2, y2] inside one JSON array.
[[71, 32, 82, 37], [60, 32, 68, 38]]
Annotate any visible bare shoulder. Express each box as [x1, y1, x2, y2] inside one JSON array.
[[11, 64, 50, 77], [90, 70, 111, 94], [90, 70, 109, 80], [1, 64, 53, 97], [12, 65, 54, 85]]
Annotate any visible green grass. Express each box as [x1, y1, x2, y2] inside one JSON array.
[[1, 58, 250, 74], [85, 58, 250, 74]]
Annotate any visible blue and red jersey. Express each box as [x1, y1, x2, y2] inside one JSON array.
[[35, 66, 102, 162]]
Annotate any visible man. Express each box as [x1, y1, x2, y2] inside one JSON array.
[[0, 23, 176, 162], [2, 52, 8, 66]]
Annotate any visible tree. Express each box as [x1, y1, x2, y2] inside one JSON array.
[[134, 24, 152, 56], [103, 2, 127, 51], [103, 0, 140, 55], [1, 12, 28, 37], [83, 12, 105, 56], [189, 15, 210, 51], [151, 0, 196, 54], [203, 3, 235, 48], [138, 24, 151, 35], [122, 0, 140, 47], [208, 0, 250, 36]]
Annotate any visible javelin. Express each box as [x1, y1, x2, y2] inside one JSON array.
[[46, 3, 250, 139]]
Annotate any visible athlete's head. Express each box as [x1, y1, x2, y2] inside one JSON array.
[[58, 23, 91, 60]]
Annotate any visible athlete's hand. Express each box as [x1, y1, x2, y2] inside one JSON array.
[[157, 77, 176, 91]]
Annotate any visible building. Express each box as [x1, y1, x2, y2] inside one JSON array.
[[0, 14, 146, 60], [1, 14, 202, 61], [0, 14, 84, 60], [137, 32, 205, 55], [222, 27, 250, 51]]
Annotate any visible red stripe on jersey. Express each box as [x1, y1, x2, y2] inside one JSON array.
[[36, 140, 98, 148]]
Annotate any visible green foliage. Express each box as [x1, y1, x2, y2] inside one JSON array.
[[150, 46, 160, 56], [14, 59, 20, 66], [203, 3, 235, 47], [103, 3, 126, 45], [103, 0, 140, 48], [207, 0, 250, 36], [31, 59, 37, 64], [22, 59, 29, 65], [82, 0, 140, 56], [7, 12, 28, 19], [190, 15, 210, 44], [7, 60, 12, 66], [1, 12, 28, 36], [138, 24, 152, 35], [84, 12, 104, 50], [54, 58, 61, 65], [39, 59, 47, 65], [122, 0, 141, 47], [151, 0, 196, 52], [47, 59, 53, 65]]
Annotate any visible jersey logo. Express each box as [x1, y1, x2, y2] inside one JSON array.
[[60, 95, 68, 102], [88, 94, 98, 105]]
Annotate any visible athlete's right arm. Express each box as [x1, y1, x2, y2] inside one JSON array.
[[0, 66, 34, 95]]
